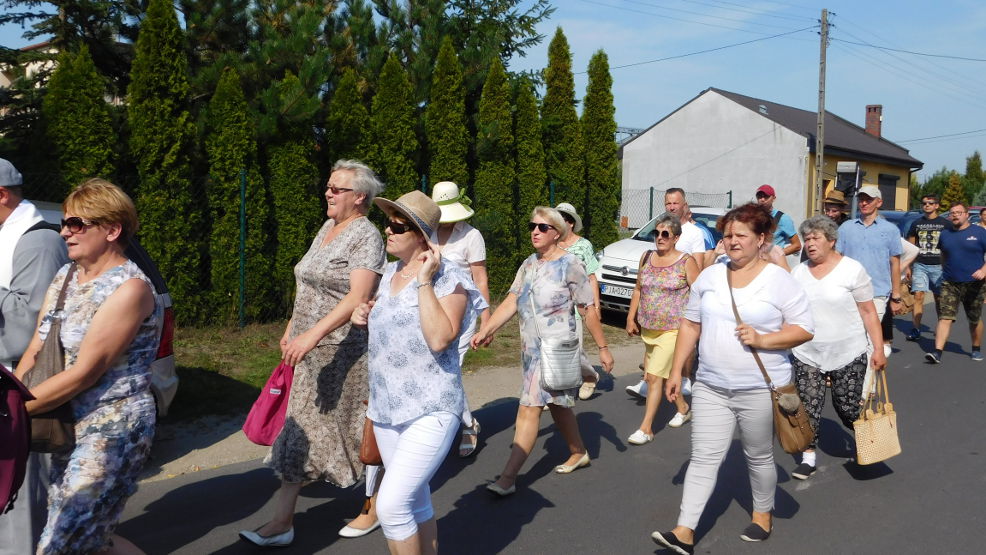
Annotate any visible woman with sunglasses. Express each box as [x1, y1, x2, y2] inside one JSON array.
[[351, 190, 486, 553], [625, 213, 699, 445], [240, 160, 385, 547], [16, 179, 161, 554], [472, 207, 615, 496], [554, 202, 604, 401]]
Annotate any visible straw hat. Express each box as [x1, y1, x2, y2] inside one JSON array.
[[823, 189, 847, 206], [431, 181, 474, 223], [373, 190, 441, 239], [554, 202, 583, 233]]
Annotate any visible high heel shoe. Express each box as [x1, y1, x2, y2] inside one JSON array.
[[554, 452, 590, 474]]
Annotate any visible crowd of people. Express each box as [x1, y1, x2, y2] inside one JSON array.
[[3, 152, 984, 554]]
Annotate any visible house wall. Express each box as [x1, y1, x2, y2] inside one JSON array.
[[621, 90, 810, 228], [810, 158, 912, 212]]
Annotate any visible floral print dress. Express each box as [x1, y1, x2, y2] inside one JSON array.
[[511, 253, 595, 407], [36, 260, 162, 554]]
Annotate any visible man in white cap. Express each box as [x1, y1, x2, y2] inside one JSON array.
[[0, 158, 69, 554], [835, 184, 902, 395]]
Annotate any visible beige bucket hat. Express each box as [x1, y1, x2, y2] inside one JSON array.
[[373, 190, 442, 239]]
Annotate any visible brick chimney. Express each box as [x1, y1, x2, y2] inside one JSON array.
[[865, 105, 882, 138]]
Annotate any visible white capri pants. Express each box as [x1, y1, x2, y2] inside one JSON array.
[[374, 412, 458, 541], [678, 381, 776, 530]]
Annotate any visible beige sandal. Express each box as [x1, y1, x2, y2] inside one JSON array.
[[458, 420, 481, 458]]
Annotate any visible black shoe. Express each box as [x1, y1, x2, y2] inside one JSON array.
[[740, 523, 771, 542], [925, 351, 942, 364], [651, 531, 694, 555], [792, 462, 816, 480], [906, 328, 921, 341]]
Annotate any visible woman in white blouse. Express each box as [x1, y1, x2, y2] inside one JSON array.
[[351, 191, 486, 554], [652, 203, 814, 555], [788, 215, 885, 480]]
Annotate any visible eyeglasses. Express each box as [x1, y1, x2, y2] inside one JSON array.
[[755, 192, 770, 199], [655, 230, 674, 239], [922, 201, 938, 205], [61, 217, 99, 233], [950, 211, 968, 216], [327, 186, 354, 195], [386, 220, 414, 235], [528, 222, 555, 233]]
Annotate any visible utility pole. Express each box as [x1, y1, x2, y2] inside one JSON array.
[[814, 9, 829, 215]]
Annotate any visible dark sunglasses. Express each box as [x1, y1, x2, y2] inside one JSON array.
[[61, 217, 98, 233], [755, 192, 770, 199], [528, 222, 555, 233], [655, 230, 674, 239], [386, 220, 414, 235], [922, 201, 938, 205], [327, 186, 354, 195]]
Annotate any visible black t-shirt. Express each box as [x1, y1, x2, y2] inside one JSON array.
[[907, 215, 950, 265]]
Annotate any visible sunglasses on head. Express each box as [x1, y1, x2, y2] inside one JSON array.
[[386, 220, 414, 235], [655, 230, 674, 239], [528, 222, 555, 233], [61, 217, 99, 233]]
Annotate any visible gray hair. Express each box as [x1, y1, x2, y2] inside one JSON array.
[[531, 206, 570, 241], [654, 212, 682, 236], [799, 214, 839, 243], [331, 159, 384, 202]]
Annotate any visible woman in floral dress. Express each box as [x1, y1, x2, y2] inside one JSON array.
[[240, 160, 385, 547], [625, 213, 699, 445], [17, 179, 161, 554], [473, 207, 614, 496]]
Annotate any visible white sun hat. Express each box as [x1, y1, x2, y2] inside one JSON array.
[[554, 202, 583, 233], [431, 181, 475, 223]]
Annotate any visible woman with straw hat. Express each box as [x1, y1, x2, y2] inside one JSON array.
[[431, 181, 490, 457], [352, 190, 487, 553]]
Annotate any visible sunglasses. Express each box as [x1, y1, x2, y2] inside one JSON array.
[[386, 220, 415, 235], [61, 217, 99, 233], [922, 201, 938, 205], [655, 230, 674, 239], [755, 192, 770, 199], [528, 222, 555, 233], [327, 186, 354, 195]]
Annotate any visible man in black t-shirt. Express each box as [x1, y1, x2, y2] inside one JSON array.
[[905, 194, 950, 341]]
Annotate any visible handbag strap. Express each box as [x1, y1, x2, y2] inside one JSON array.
[[53, 264, 77, 313], [725, 265, 775, 392], [862, 366, 892, 416]]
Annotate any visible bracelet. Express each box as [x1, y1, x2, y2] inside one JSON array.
[[599, 345, 609, 350], [417, 281, 433, 289]]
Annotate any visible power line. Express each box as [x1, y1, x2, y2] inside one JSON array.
[[577, 25, 817, 73], [671, 0, 817, 22], [898, 128, 986, 143], [830, 37, 986, 62], [575, 0, 781, 35], [619, 0, 796, 31]]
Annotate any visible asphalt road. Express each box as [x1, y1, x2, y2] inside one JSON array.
[[117, 314, 986, 554]]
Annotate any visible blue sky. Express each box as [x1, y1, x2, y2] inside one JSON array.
[[2, 0, 984, 180]]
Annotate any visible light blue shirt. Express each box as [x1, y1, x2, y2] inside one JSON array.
[[835, 217, 903, 297], [771, 208, 797, 248]]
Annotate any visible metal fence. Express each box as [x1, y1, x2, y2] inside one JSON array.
[[620, 187, 733, 229]]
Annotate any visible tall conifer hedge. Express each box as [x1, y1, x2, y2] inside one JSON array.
[[514, 77, 548, 233], [425, 37, 469, 187], [581, 50, 619, 247], [541, 28, 584, 214], [370, 54, 419, 197]]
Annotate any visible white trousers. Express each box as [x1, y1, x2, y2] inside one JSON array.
[[677, 382, 776, 530], [862, 296, 888, 398], [374, 412, 458, 541]]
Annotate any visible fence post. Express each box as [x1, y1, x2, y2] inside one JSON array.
[[649, 187, 654, 220], [728, 190, 733, 208], [238, 169, 246, 329], [549, 181, 555, 206], [421, 174, 427, 193]]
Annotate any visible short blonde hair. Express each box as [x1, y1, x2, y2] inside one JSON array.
[[64, 178, 139, 243], [531, 206, 569, 241]]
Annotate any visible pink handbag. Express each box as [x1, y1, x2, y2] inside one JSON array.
[[242, 361, 294, 446]]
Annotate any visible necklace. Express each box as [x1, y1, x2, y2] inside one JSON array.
[[399, 262, 419, 279]]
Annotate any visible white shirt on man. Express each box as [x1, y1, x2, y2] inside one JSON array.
[[677, 221, 707, 256]]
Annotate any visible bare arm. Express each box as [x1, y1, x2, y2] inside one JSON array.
[[472, 293, 518, 348], [783, 234, 802, 257], [469, 260, 492, 325], [22, 279, 154, 414], [857, 300, 886, 371], [736, 322, 813, 351], [578, 302, 615, 372], [665, 318, 701, 402], [281, 268, 380, 366]]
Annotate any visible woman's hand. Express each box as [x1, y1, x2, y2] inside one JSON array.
[[281, 329, 320, 367], [470, 327, 494, 349], [714, 239, 726, 256], [279, 325, 292, 352], [735, 323, 763, 348], [599, 348, 615, 373], [417, 241, 441, 284], [626, 318, 639, 337], [871, 347, 887, 372], [351, 300, 374, 327], [665, 371, 682, 402]]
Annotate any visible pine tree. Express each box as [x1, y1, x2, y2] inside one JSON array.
[[581, 49, 619, 247], [325, 68, 371, 164], [42, 45, 116, 198], [425, 36, 469, 187], [965, 151, 984, 202], [127, 0, 205, 323], [369, 53, 419, 197], [541, 28, 584, 214], [205, 66, 274, 323], [472, 57, 516, 296], [514, 77, 547, 237], [940, 171, 967, 213]]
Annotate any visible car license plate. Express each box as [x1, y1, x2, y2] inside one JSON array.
[[601, 284, 633, 299]]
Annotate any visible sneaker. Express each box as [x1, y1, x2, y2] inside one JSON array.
[[925, 351, 942, 364], [668, 411, 692, 428], [883, 343, 893, 358], [906, 328, 921, 341], [627, 429, 654, 445], [626, 380, 648, 399], [739, 522, 771, 542], [791, 462, 816, 480], [681, 377, 693, 396], [972, 350, 984, 362], [651, 531, 694, 555]]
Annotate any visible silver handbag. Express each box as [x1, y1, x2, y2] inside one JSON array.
[[530, 293, 583, 391]]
